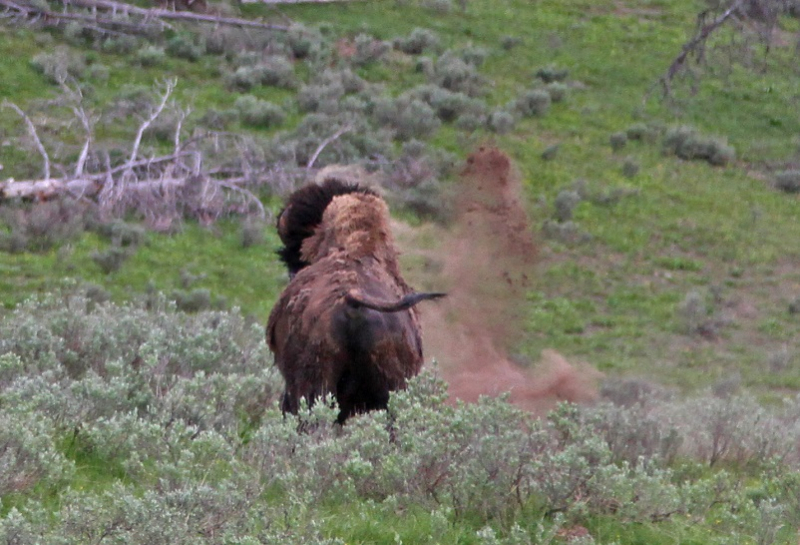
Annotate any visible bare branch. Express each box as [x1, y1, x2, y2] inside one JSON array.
[[649, 0, 747, 99], [2, 101, 50, 180], [127, 79, 175, 171], [60, 83, 95, 177], [3, 0, 292, 32], [306, 125, 353, 170]]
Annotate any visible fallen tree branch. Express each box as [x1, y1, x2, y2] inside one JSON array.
[[2, 0, 291, 32]]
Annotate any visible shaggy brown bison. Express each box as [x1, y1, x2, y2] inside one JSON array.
[[267, 179, 445, 423]]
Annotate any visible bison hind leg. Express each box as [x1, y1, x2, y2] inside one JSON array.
[[335, 369, 391, 424]]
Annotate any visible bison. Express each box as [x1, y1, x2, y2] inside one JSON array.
[[267, 179, 445, 423]]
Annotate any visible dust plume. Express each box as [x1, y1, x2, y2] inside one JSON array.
[[397, 146, 600, 413]]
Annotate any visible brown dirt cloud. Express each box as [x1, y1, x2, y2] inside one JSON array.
[[396, 146, 600, 414]]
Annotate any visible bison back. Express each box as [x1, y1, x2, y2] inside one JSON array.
[[267, 258, 424, 422]]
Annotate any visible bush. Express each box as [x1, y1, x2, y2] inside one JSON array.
[[351, 34, 391, 66], [535, 64, 569, 83], [542, 219, 592, 244], [240, 217, 266, 248], [394, 28, 440, 55], [487, 110, 515, 134], [554, 189, 582, 222], [544, 82, 568, 103], [515, 89, 551, 117], [198, 107, 239, 130], [94, 220, 147, 247], [774, 170, 800, 193], [431, 52, 485, 96], [166, 34, 205, 62], [297, 82, 345, 113], [422, 0, 452, 12], [626, 122, 658, 142], [30, 46, 86, 83], [255, 55, 297, 88], [610, 131, 628, 151], [135, 45, 166, 67], [374, 96, 441, 140], [500, 35, 523, 50], [286, 23, 324, 60], [622, 157, 640, 178], [454, 112, 486, 132], [541, 143, 560, 161], [409, 85, 487, 122], [234, 96, 286, 129], [676, 290, 710, 336], [460, 46, 489, 67], [663, 126, 736, 166], [91, 246, 130, 274], [0, 200, 87, 253], [100, 35, 139, 55]]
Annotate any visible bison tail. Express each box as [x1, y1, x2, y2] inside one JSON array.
[[345, 289, 446, 313]]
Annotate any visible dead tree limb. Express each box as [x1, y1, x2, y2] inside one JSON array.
[[127, 79, 175, 173], [649, 0, 746, 99], [1, 0, 291, 32], [2, 101, 51, 181], [306, 125, 353, 170]]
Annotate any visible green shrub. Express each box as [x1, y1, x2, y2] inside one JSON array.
[[515, 89, 551, 117], [454, 112, 486, 131], [91, 246, 130, 274], [235, 96, 286, 129], [0, 408, 74, 496], [226, 66, 260, 91], [544, 81, 568, 103], [422, 0, 452, 12], [166, 34, 205, 62], [239, 217, 266, 248], [676, 290, 710, 336], [198, 107, 239, 130], [622, 157, 640, 178], [610, 131, 628, 151], [663, 126, 736, 166], [487, 110, 515, 134], [500, 35, 523, 50], [415, 56, 435, 76], [100, 35, 139, 55], [255, 55, 297, 88], [171, 288, 213, 312], [535, 64, 569, 83], [431, 52, 485, 96], [774, 170, 800, 193], [0, 200, 87, 253], [30, 46, 87, 83], [286, 23, 324, 60], [542, 219, 592, 244], [352, 33, 391, 66], [460, 46, 489, 67], [554, 189, 581, 222], [410, 85, 487, 122], [394, 27, 440, 55], [374, 96, 441, 140], [626, 122, 657, 141], [297, 82, 345, 113]]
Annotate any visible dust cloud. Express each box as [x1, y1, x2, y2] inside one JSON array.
[[397, 146, 600, 413]]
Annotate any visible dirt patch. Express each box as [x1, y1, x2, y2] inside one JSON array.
[[398, 146, 601, 413]]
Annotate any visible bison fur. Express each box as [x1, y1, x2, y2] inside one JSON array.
[[267, 179, 444, 423]]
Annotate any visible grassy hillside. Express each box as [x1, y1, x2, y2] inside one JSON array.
[[1, 0, 800, 541]]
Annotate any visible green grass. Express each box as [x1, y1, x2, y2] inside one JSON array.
[[1, 0, 798, 393], [2, 2, 800, 540]]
